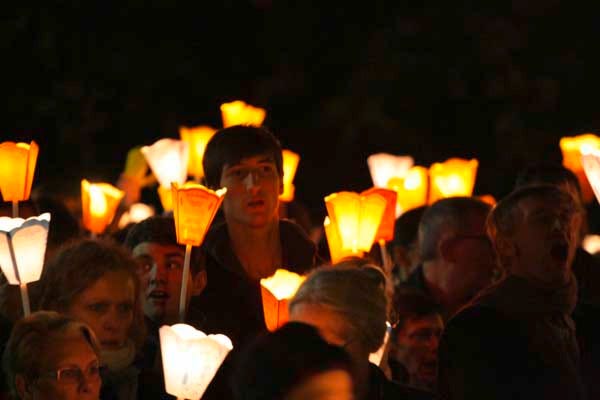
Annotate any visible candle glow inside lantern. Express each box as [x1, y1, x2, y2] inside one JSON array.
[[159, 324, 233, 400], [0, 213, 51, 316], [118, 203, 156, 229], [561, 133, 600, 203], [428, 158, 478, 204], [386, 166, 429, 216], [324, 217, 356, 263], [581, 146, 600, 206], [260, 269, 305, 332], [324, 191, 387, 255], [141, 139, 190, 211], [172, 182, 227, 321], [0, 141, 39, 217], [583, 235, 600, 255], [81, 180, 124, 235], [220, 100, 266, 128], [367, 153, 414, 188], [280, 149, 300, 202], [179, 126, 217, 182]]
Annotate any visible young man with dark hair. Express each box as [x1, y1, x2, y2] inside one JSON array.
[[190, 125, 317, 347]]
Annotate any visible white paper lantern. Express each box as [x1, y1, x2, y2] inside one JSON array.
[[367, 153, 414, 188], [141, 139, 190, 189]]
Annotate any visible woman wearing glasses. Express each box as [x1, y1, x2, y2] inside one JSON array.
[[2, 311, 101, 400]]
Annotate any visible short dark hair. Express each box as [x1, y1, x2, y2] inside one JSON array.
[[393, 206, 427, 247], [232, 322, 353, 400], [418, 197, 491, 261], [515, 163, 582, 202], [202, 125, 283, 189], [123, 216, 204, 275], [392, 288, 442, 334]]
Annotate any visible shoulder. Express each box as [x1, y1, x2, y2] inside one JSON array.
[[369, 364, 433, 400]]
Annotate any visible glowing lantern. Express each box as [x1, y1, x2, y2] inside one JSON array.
[[324, 191, 387, 254], [324, 217, 356, 263], [428, 158, 478, 204], [386, 166, 429, 215], [81, 180, 124, 235], [0, 213, 50, 316], [220, 100, 266, 128], [179, 125, 217, 181], [141, 139, 189, 211], [159, 324, 233, 400], [0, 141, 39, 217], [581, 146, 600, 205], [118, 146, 152, 207], [280, 149, 300, 202], [562, 133, 600, 203], [172, 182, 227, 321], [477, 194, 497, 206], [361, 188, 397, 243], [583, 235, 600, 255], [260, 269, 306, 331], [367, 153, 414, 188], [118, 203, 155, 229]]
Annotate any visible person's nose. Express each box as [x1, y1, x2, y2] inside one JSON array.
[[78, 372, 99, 395], [149, 262, 167, 284], [428, 335, 440, 352], [243, 170, 261, 192]]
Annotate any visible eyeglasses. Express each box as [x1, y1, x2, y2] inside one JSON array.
[[39, 361, 103, 385]]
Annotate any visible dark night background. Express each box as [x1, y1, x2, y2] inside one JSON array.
[[4, 1, 600, 225]]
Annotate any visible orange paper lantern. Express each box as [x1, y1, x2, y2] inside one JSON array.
[[220, 100, 266, 128], [428, 158, 478, 204], [81, 180, 124, 234], [0, 141, 39, 202], [560, 133, 600, 203], [280, 149, 300, 202], [386, 166, 429, 215], [361, 188, 397, 243], [172, 183, 227, 247], [260, 269, 306, 331], [179, 125, 217, 180], [324, 191, 387, 254], [324, 216, 358, 263]]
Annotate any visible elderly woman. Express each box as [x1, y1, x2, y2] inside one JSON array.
[[2, 311, 102, 400], [289, 265, 432, 400], [39, 239, 149, 400]]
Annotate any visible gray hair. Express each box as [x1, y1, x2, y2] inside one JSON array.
[[418, 197, 491, 261], [2, 311, 100, 397], [289, 266, 387, 353]]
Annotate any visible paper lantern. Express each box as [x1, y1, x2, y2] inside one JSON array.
[[367, 153, 414, 188], [220, 100, 266, 128], [387, 166, 429, 215], [324, 191, 387, 254], [159, 324, 233, 400], [581, 146, 600, 205], [0, 213, 50, 316], [428, 158, 478, 204], [561, 133, 600, 203], [477, 194, 496, 206], [260, 269, 306, 332], [280, 149, 300, 202], [583, 235, 600, 255], [118, 203, 155, 229], [361, 188, 397, 243], [0, 141, 39, 204], [141, 139, 189, 189], [81, 180, 124, 235], [324, 217, 357, 263], [118, 147, 153, 207], [179, 126, 217, 181]]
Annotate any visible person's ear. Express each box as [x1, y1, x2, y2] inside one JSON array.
[[15, 374, 32, 400], [190, 270, 207, 296]]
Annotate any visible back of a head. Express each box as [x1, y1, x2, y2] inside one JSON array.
[[418, 197, 491, 262], [393, 206, 427, 248], [515, 163, 582, 203], [2, 311, 99, 398], [290, 266, 387, 353], [232, 322, 353, 400], [202, 125, 283, 189]]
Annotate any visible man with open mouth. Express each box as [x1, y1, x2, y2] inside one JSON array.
[[438, 184, 586, 400]]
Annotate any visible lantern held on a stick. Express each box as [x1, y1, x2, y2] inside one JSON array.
[[367, 153, 414, 188], [0, 141, 39, 217], [81, 180, 124, 236], [0, 213, 50, 316], [324, 191, 387, 256], [172, 182, 226, 321], [324, 217, 356, 264], [428, 158, 478, 204], [387, 166, 429, 216], [220, 100, 266, 128], [179, 126, 217, 182], [118, 146, 154, 207], [581, 146, 600, 206], [561, 133, 600, 203], [141, 139, 189, 212], [361, 188, 397, 270], [280, 149, 300, 202], [159, 324, 233, 400], [260, 269, 305, 331]]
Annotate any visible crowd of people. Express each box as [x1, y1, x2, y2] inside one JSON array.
[[1, 125, 600, 400]]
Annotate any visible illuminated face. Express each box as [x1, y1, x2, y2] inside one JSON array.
[[392, 314, 443, 390], [285, 370, 354, 400], [219, 154, 283, 228], [68, 271, 135, 350], [133, 242, 205, 324], [29, 332, 101, 400]]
